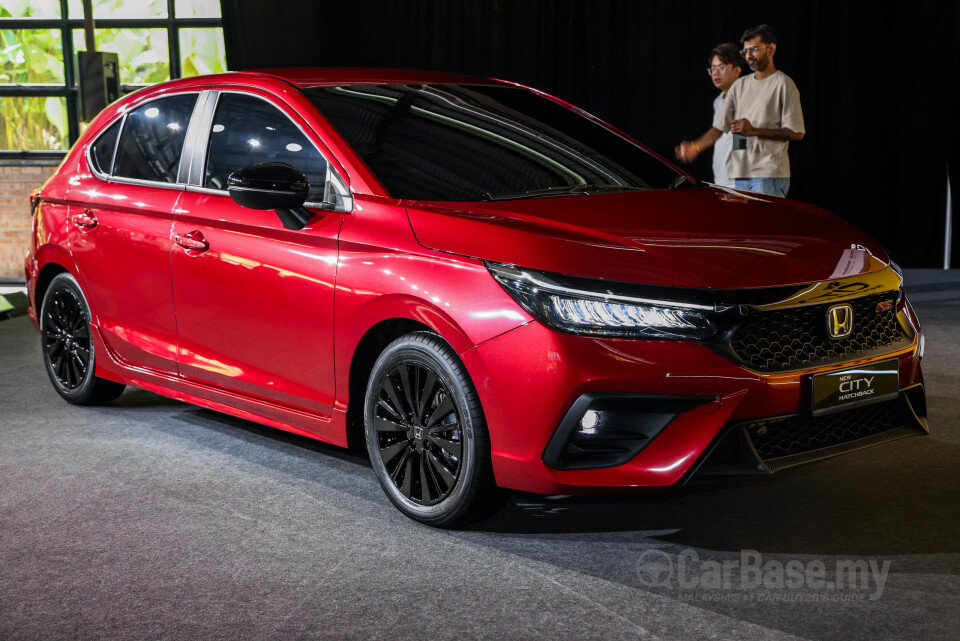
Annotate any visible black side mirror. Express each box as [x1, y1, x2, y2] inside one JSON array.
[[227, 163, 313, 230]]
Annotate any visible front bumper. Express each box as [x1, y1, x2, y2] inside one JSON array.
[[461, 310, 925, 495]]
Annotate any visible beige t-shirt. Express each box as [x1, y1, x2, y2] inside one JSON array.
[[713, 70, 805, 179], [712, 92, 734, 186]]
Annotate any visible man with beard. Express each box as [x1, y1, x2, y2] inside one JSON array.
[[675, 43, 745, 186], [712, 24, 805, 197]]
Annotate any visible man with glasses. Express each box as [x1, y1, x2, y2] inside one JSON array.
[[675, 43, 745, 186], [712, 24, 805, 197]]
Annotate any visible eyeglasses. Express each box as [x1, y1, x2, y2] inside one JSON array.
[[740, 44, 769, 58], [707, 64, 731, 75]]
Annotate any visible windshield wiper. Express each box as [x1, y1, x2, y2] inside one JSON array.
[[482, 183, 646, 201]]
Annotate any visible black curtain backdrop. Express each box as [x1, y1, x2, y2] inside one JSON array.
[[221, 0, 960, 268]]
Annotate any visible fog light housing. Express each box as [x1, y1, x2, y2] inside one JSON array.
[[544, 393, 714, 470]]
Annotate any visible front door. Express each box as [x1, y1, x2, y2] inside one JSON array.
[[171, 91, 342, 422]]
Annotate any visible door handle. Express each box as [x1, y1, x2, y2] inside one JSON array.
[[71, 210, 98, 229], [174, 231, 210, 252]]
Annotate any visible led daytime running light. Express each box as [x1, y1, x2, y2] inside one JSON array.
[[549, 295, 700, 330], [511, 268, 713, 311]]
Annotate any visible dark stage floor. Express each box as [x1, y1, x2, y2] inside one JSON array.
[[1, 272, 958, 640]]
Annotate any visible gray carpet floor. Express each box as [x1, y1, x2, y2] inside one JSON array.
[[1, 273, 958, 640]]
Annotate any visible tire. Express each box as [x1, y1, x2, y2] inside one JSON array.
[[40, 273, 125, 405], [364, 331, 496, 527]]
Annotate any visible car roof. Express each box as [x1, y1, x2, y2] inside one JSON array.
[[250, 67, 508, 88], [139, 68, 512, 96]]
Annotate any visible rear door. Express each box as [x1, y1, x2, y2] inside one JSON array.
[[68, 92, 198, 373], [170, 89, 348, 424]]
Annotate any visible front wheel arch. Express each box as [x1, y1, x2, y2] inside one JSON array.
[[346, 318, 433, 449]]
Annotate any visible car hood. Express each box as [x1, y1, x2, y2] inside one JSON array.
[[405, 185, 890, 289]]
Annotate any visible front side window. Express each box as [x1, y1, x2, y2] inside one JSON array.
[[113, 93, 196, 183], [204, 93, 328, 203]]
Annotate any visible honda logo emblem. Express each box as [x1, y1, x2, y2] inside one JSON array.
[[827, 304, 854, 339]]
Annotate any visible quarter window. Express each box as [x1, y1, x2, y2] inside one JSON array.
[[89, 119, 121, 174], [204, 93, 328, 203], [113, 93, 197, 183]]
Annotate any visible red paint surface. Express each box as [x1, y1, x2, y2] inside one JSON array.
[[24, 69, 923, 494]]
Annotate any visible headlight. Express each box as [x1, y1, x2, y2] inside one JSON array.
[[485, 262, 717, 340], [890, 260, 905, 307]]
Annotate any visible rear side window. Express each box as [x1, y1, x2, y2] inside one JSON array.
[[113, 94, 197, 183], [90, 120, 121, 175], [204, 93, 328, 203]]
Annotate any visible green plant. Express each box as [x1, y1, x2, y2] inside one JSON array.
[[180, 28, 226, 77], [0, 0, 225, 150], [0, 28, 66, 149], [74, 28, 171, 84]]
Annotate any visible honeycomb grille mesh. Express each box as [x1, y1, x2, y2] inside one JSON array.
[[729, 293, 906, 371], [745, 398, 904, 461]]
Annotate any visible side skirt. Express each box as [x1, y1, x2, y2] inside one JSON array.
[[90, 322, 350, 447]]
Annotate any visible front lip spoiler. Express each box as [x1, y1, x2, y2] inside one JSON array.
[[682, 383, 928, 483]]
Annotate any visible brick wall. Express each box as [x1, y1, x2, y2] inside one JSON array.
[[0, 158, 62, 282]]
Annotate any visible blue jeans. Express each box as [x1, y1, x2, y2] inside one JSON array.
[[735, 177, 790, 198]]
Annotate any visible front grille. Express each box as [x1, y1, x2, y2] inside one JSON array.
[[729, 293, 907, 372]]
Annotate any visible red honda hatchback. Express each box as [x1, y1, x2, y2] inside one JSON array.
[[26, 69, 927, 526]]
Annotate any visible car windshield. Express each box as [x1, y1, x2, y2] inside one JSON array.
[[301, 83, 684, 201]]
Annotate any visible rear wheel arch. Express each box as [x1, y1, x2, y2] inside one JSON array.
[[31, 244, 84, 315], [39, 272, 125, 405], [34, 263, 70, 317]]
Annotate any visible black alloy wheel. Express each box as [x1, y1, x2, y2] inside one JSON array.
[[365, 332, 494, 527], [40, 273, 124, 405], [42, 282, 90, 390], [375, 360, 462, 506]]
